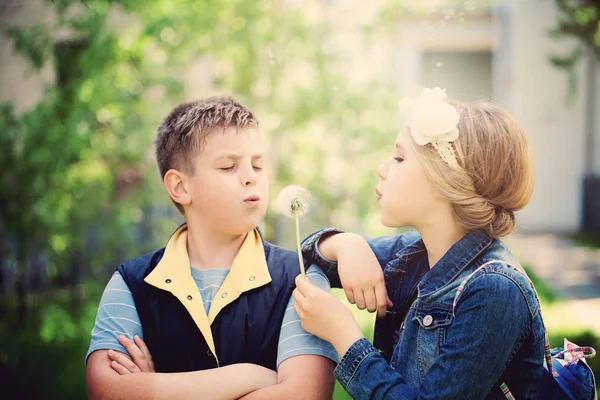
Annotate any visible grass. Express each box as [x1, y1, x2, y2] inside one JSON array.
[[574, 233, 600, 250], [522, 264, 559, 303]]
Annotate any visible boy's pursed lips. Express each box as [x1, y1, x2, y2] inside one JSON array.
[[244, 195, 261, 206]]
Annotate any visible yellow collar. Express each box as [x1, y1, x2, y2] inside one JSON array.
[[144, 224, 272, 362]]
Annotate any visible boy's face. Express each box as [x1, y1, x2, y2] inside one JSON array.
[[184, 127, 269, 236]]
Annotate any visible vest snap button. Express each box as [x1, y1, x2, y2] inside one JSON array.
[[207, 350, 212, 357], [165, 279, 172, 284], [249, 276, 255, 281], [221, 293, 227, 298], [423, 315, 433, 327], [187, 295, 193, 300]]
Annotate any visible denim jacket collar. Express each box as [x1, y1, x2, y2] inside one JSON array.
[[405, 230, 493, 297], [393, 233, 426, 261]]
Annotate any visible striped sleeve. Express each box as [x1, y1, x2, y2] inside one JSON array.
[[276, 265, 340, 368], [85, 272, 143, 363]]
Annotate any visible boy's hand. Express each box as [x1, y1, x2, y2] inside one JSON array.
[[328, 233, 393, 318], [108, 335, 155, 374]]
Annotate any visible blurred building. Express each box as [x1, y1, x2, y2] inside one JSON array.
[[313, 0, 600, 234], [1, 0, 599, 234]]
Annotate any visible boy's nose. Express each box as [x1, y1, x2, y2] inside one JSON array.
[[243, 170, 258, 187]]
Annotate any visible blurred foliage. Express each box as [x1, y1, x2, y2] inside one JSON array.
[[574, 232, 600, 249], [1, 0, 598, 399], [0, 281, 103, 399], [0, 0, 400, 310], [549, 0, 600, 98], [523, 264, 559, 304], [0, 1, 398, 398]]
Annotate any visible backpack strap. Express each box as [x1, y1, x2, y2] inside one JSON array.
[[554, 346, 596, 360], [451, 260, 507, 315], [452, 260, 555, 399]]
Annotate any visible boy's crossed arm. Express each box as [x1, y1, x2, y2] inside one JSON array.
[[238, 354, 334, 400], [94, 336, 334, 400], [87, 348, 277, 400], [86, 270, 336, 399], [86, 272, 277, 399]]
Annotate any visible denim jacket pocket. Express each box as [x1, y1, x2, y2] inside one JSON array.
[[413, 304, 454, 380], [414, 304, 454, 329]]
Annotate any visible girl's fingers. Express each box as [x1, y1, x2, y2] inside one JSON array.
[[354, 291, 367, 310], [376, 284, 390, 319], [364, 289, 377, 313], [345, 288, 356, 304]]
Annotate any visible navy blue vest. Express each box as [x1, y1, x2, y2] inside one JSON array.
[[118, 239, 300, 373]]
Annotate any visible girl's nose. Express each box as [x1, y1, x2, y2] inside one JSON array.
[[377, 162, 388, 180]]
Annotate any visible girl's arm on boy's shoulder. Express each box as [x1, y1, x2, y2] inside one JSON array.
[[301, 228, 346, 287], [303, 229, 406, 318], [302, 228, 411, 276]]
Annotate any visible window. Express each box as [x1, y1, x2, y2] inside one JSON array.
[[422, 51, 493, 101]]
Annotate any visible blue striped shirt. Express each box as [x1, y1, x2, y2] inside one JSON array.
[[86, 265, 339, 368]]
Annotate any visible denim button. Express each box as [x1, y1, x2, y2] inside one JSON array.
[[423, 315, 433, 326]]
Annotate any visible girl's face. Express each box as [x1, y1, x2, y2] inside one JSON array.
[[375, 126, 441, 228]]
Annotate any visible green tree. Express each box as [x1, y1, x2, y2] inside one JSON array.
[[549, 0, 600, 95], [0, 2, 399, 397], [0, 0, 397, 309]]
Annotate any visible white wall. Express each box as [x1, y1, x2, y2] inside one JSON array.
[[395, 17, 495, 96], [495, 0, 587, 233], [392, 0, 594, 233], [591, 58, 600, 177]]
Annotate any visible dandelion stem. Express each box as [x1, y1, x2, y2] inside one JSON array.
[[294, 212, 306, 277]]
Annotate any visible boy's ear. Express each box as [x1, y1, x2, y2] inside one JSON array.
[[164, 169, 191, 207]]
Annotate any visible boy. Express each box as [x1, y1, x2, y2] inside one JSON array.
[[86, 97, 338, 399]]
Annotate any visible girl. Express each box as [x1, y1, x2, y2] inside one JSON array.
[[293, 88, 545, 399]]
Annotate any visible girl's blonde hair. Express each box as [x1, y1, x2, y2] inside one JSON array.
[[413, 101, 535, 238]]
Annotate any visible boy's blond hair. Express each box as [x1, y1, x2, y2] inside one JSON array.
[[413, 101, 535, 238]]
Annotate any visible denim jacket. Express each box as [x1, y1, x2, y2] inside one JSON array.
[[302, 228, 545, 399]]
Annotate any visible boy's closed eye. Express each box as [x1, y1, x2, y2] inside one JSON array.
[[218, 164, 263, 172]]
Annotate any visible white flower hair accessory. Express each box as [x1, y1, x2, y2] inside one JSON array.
[[398, 87, 461, 167]]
